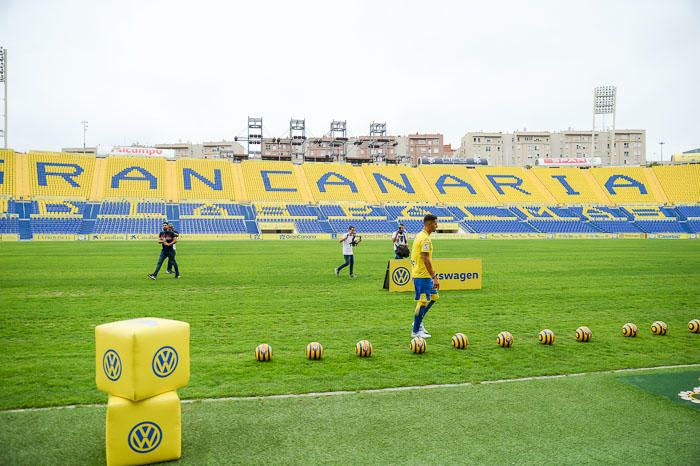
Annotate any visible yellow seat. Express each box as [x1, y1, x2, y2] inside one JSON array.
[[531, 167, 607, 205], [476, 167, 554, 204], [28, 151, 95, 199], [303, 162, 370, 202], [103, 156, 167, 199], [0, 150, 15, 198], [362, 164, 435, 203], [652, 164, 700, 204], [176, 158, 237, 201], [241, 160, 304, 201], [589, 167, 664, 205], [419, 164, 498, 204]]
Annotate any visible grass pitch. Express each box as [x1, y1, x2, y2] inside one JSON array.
[[0, 239, 699, 463]]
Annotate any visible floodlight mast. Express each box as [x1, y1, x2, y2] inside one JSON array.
[[0, 47, 7, 148], [592, 86, 617, 164]]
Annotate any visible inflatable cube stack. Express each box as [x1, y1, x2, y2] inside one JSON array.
[[96, 318, 190, 466]]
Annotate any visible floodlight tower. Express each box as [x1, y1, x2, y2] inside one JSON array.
[[369, 122, 387, 162], [0, 47, 7, 148], [592, 85, 616, 164], [289, 118, 306, 161], [330, 120, 347, 161], [247, 117, 263, 158]]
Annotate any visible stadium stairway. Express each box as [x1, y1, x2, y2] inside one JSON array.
[[16, 200, 33, 240], [166, 203, 180, 231], [78, 202, 101, 235]]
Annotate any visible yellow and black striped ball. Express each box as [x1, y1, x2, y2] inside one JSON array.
[[651, 321, 668, 336], [355, 339, 373, 357], [538, 329, 555, 345], [622, 323, 638, 337], [410, 337, 427, 354], [575, 326, 592, 342], [306, 342, 324, 360], [451, 333, 469, 349], [497, 331, 513, 348], [255, 343, 272, 362], [688, 319, 700, 334]]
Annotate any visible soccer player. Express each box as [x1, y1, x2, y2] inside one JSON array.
[[165, 222, 179, 275], [410, 214, 439, 338], [148, 223, 180, 279], [334, 225, 361, 278], [392, 223, 409, 259]]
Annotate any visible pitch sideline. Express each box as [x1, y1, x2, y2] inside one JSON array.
[[2, 363, 698, 415]]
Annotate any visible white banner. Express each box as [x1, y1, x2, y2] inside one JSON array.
[[109, 146, 175, 158], [536, 157, 601, 167]]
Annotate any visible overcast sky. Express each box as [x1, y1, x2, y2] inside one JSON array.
[[1, 0, 698, 159]]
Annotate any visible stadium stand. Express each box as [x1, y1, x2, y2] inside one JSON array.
[[102, 156, 167, 199], [476, 167, 556, 205], [589, 167, 665, 205], [531, 168, 607, 205], [303, 163, 372, 202], [362, 165, 436, 203], [3, 151, 699, 238], [652, 164, 700, 204], [418, 165, 498, 205], [176, 158, 237, 201], [28, 151, 95, 199], [241, 161, 306, 202], [0, 150, 15, 198], [0, 198, 19, 234]]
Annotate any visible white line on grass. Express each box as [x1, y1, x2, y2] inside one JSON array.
[[3, 363, 699, 415]]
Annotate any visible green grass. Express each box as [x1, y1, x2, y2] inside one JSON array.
[[1, 368, 698, 465], [0, 239, 699, 411], [1, 239, 699, 464]]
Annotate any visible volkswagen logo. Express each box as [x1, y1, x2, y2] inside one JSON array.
[[128, 421, 163, 453], [103, 349, 122, 381], [392, 267, 411, 286], [152, 346, 179, 378]]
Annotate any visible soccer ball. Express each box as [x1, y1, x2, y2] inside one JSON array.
[[255, 343, 272, 362], [306, 342, 324, 360], [575, 326, 592, 342], [688, 319, 700, 334], [621, 323, 638, 337], [355, 340, 373, 357], [651, 321, 668, 336], [410, 337, 427, 354], [451, 333, 468, 349], [538, 329, 555, 345], [497, 331, 513, 348]]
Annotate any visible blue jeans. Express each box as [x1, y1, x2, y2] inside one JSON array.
[[153, 249, 179, 277], [337, 254, 354, 275]]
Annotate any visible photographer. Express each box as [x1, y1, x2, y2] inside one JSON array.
[[392, 223, 409, 259], [334, 225, 362, 279]]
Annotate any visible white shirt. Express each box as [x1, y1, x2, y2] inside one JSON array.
[[341, 233, 356, 255], [392, 230, 408, 251]]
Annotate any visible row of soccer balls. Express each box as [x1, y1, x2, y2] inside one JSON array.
[[254, 319, 700, 361]]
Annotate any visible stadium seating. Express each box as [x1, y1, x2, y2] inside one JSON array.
[[28, 151, 95, 199], [589, 167, 665, 205], [652, 164, 700, 204], [4, 150, 700, 238], [0, 198, 19, 234], [362, 165, 435, 203], [531, 168, 607, 205], [418, 165, 498, 204], [0, 150, 15, 198], [176, 159, 237, 201], [303, 163, 371, 202], [103, 156, 167, 199], [241, 161, 305, 202], [476, 167, 555, 204]]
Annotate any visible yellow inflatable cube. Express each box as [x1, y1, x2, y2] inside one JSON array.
[[96, 317, 190, 401], [106, 391, 181, 466]]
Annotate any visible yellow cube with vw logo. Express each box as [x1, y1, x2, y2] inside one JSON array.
[[106, 391, 181, 466], [96, 317, 190, 401]]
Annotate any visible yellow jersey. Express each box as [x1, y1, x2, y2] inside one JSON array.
[[411, 230, 433, 278]]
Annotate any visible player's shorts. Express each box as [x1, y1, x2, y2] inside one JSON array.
[[414, 277, 438, 303]]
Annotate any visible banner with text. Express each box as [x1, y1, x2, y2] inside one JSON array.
[[385, 258, 482, 292]]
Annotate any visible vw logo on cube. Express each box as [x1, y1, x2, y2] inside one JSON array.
[[392, 266, 411, 286], [152, 346, 179, 378], [103, 349, 122, 381], [128, 421, 163, 453]]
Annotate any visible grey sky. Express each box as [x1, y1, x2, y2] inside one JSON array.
[[1, 0, 698, 160]]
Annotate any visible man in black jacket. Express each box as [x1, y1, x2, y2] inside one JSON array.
[[148, 224, 180, 279]]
